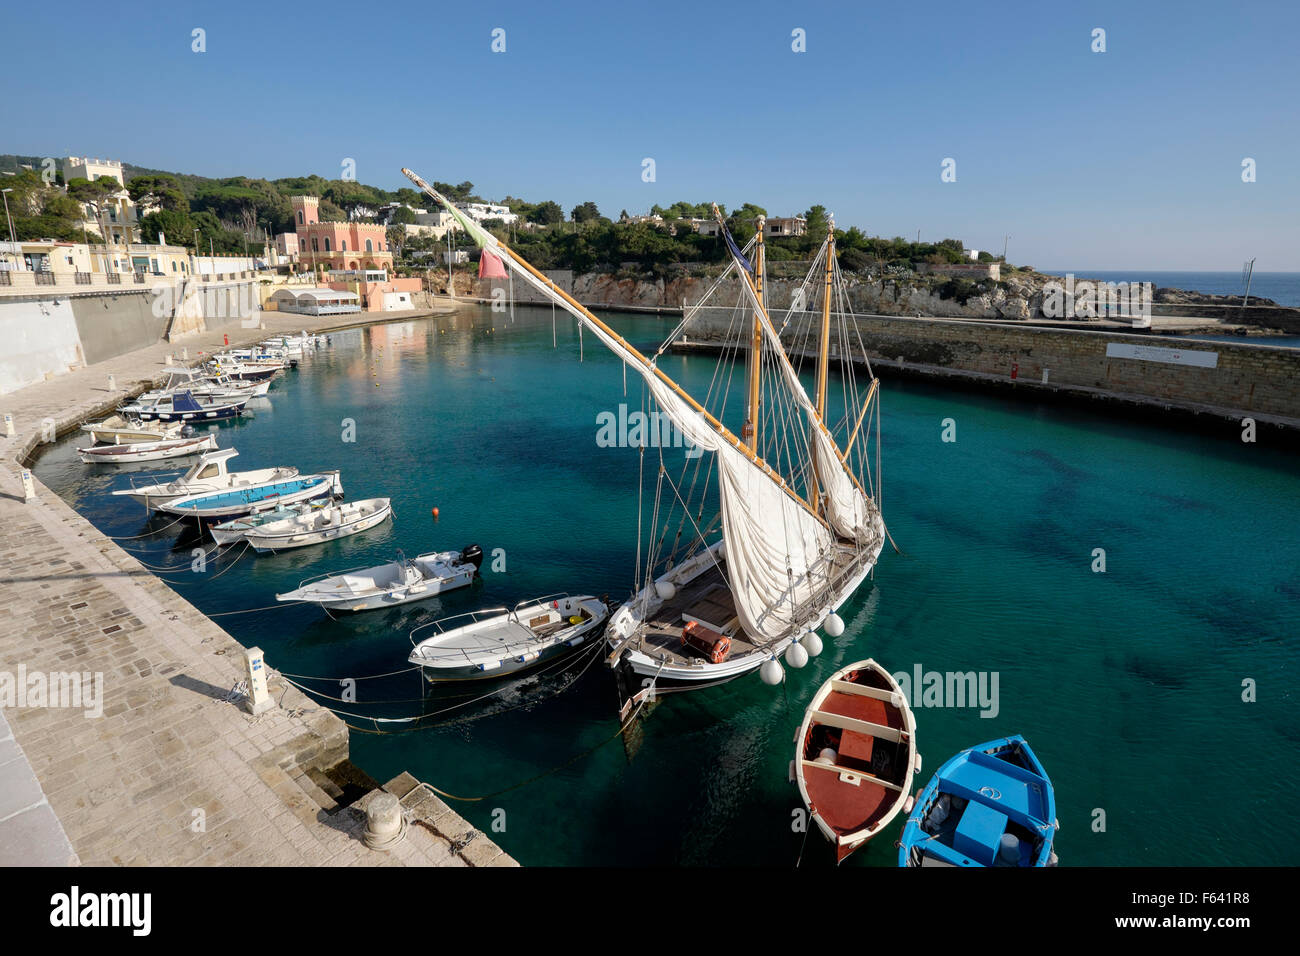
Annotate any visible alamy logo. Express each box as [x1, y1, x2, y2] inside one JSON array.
[[596, 403, 701, 458], [1041, 274, 1152, 320], [0, 666, 104, 718], [893, 664, 1000, 718], [50, 886, 151, 936]]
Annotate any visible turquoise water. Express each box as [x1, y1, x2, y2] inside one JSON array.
[[33, 306, 1300, 867]]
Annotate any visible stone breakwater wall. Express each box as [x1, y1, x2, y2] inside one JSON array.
[[680, 311, 1300, 425]]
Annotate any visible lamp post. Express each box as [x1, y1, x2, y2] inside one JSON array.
[[1, 188, 15, 245], [1, 188, 15, 272]]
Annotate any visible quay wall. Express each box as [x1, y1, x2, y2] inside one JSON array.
[[680, 311, 1300, 425], [0, 279, 261, 395], [0, 298, 85, 394], [70, 290, 170, 364]]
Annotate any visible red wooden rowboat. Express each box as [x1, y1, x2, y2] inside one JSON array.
[[793, 658, 920, 862]]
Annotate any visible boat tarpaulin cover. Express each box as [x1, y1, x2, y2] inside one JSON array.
[[171, 390, 204, 412]]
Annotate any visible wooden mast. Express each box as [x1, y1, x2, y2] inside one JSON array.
[[745, 215, 765, 451], [816, 218, 834, 420]]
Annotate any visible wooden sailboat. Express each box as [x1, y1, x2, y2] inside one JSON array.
[[401, 168, 887, 691]]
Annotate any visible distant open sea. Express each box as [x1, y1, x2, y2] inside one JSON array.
[[1041, 271, 1300, 308]]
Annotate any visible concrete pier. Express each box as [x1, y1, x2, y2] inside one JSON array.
[[0, 309, 516, 867]]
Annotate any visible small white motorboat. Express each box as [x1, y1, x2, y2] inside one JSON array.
[[80, 415, 184, 445], [138, 368, 269, 401], [276, 545, 483, 612], [77, 433, 218, 465], [408, 594, 609, 682], [242, 497, 392, 553], [110, 448, 298, 509]]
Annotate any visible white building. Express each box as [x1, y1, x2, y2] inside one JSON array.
[[61, 156, 146, 244], [463, 202, 517, 225]]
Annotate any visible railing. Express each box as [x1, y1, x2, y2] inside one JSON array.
[[74, 272, 92, 285], [107, 273, 121, 284], [34, 271, 55, 285], [133, 272, 146, 283], [0, 271, 10, 286]]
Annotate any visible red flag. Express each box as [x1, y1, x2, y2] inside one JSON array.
[[478, 250, 508, 279]]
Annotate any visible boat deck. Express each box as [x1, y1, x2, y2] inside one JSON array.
[[626, 561, 765, 667]]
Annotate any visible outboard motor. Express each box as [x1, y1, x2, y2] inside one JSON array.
[[459, 544, 484, 574]]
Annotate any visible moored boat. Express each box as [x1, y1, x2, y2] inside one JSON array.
[[77, 433, 217, 465], [158, 471, 343, 522], [408, 594, 609, 682], [118, 389, 248, 423], [80, 415, 184, 445], [794, 659, 920, 863], [401, 169, 888, 692], [210, 502, 315, 545], [110, 448, 298, 509], [276, 545, 483, 612], [241, 497, 392, 552], [897, 735, 1059, 868]]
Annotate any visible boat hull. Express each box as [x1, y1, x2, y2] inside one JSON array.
[[276, 550, 479, 612], [77, 435, 217, 464], [159, 473, 343, 522], [411, 596, 608, 683], [794, 659, 919, 863], [244, 499, 391, 553], [897, 735, 1058, 868]]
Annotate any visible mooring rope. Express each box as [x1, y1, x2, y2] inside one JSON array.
[[106, 511, 190, 539]]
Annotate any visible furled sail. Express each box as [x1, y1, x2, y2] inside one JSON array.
[[720, 226, 881, 545], [402, 169, 836, 643]]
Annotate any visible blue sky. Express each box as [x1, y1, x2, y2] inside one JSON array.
[[3, 0, 1297, 270]]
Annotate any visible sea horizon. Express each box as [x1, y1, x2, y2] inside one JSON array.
[[1039, 270, 1300, 308]]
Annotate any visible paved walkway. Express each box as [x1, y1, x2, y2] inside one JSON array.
[[0, 307, 515, 866]]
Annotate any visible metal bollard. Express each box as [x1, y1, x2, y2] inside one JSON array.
[[3, 413, 13, 437]]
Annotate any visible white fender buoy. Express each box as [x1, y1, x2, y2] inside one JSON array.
[[817, 748, 837, 765], [890, 690, 905, 710], [785, 642, 809, 669], [654, 579, 676, 600], [903, 795, 915, 813], [999, 833, 1020, 864], [800, 631, 823, 658], [914, 752, 923, 773], [825, 613, 845, 637], [788, 760, 796, 784], [760, 658, 784, 685]]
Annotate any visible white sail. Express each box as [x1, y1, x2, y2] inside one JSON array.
[[725, 244, 881, 544], [404, 170, 837, 644]]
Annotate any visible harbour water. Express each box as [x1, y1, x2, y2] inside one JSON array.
[[33, 305, 1300, 866]]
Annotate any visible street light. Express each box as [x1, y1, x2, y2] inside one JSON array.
[[1, 187, 15, 245]]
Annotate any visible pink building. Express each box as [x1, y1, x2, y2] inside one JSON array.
[[291, 196, 394, 273]]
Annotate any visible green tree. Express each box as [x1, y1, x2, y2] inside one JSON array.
[[530, 201, 563, 225], [128, 174, 188, 213], [571, 201, 601, 223], [67, 176, 122, 245]]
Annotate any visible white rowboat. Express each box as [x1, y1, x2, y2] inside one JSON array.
[[275, 545, 483, 612], [242, 497, 392, 553], [77, 434, 218, 464]]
